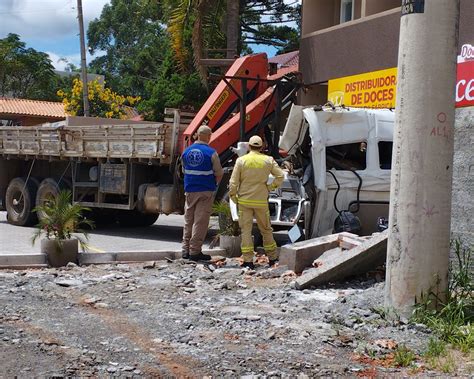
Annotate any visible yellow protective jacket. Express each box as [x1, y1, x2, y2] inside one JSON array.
[[229, 151, 285, 207]]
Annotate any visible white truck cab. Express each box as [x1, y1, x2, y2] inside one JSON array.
[[279, 104, 395, 238]]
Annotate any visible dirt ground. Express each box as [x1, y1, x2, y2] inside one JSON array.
[[0, 258, 472, 377]]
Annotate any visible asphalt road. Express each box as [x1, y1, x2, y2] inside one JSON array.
[[0, 211, 290, 255], [0, 212, 190, 255]]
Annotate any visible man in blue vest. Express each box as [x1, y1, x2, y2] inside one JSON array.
[[182, 125, 223, 261]]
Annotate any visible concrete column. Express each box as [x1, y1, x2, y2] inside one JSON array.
[[385, 1, 460, 316]]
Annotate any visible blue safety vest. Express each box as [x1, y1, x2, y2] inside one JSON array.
[[182, 143, 217, 192]]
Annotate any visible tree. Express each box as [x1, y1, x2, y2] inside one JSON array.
[[87, 0, 207, 120], [165, 0, 301, 83], [57, 78, 140, 118], [241, 0, 301, 53], [0, 34, 58, 100]]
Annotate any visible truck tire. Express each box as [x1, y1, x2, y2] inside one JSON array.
[[36, 178, 69, 221], [117, 210, 159, 227], [5, 177, 40, 226]]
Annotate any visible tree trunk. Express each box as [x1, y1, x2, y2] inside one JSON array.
[[193, 0, 211, 90], [226, 0, 240, 58]]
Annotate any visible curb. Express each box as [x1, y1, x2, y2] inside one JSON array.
[[0, 254, 47, 269], [0, 248, 228, 269]]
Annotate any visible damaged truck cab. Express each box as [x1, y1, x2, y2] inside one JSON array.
[[278, 105, 395, 239]]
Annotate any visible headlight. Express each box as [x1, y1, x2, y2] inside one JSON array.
[[281, 203, 299, 222]]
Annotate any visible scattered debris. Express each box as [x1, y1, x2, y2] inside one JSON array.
[[143, 261, 156, 269], [0, 251, 467, 377]]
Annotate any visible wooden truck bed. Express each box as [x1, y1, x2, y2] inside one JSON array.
[[0, 122, 178, 165]]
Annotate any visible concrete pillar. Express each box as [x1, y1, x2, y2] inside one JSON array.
[[385, 1, 460, 316]]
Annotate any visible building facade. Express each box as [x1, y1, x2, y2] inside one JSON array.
[[299, 0, 474, 105]]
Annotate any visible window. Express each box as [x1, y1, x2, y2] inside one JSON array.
[[326, 142, 367, 171], [340, 0, 354, 23], [378, 141, 393, 170]]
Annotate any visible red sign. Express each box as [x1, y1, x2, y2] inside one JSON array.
[[456, 60, 474, 108]]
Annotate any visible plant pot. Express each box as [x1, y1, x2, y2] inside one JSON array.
[[219, 235, 242, 258], [41, 239, 79, 267]]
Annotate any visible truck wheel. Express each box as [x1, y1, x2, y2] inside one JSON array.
[[5, 177, 39, 226], [117, 210, 159, 227], [36, 178, 69, 221]]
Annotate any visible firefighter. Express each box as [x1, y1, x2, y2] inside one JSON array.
[[229, 135, 284, 269], [182, 125, 223, 261]]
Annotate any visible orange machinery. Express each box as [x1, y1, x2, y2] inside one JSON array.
[[181, 53, 299, 159]]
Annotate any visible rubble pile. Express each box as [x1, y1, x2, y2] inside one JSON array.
[[0, 259, 471, 377]]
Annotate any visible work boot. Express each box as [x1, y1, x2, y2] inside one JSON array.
[[182, 250, 190, 259], [241, 261, 255, 270], [189, 252, 212, 261]]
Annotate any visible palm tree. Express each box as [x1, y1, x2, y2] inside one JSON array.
[[166, 0, 240, 88]]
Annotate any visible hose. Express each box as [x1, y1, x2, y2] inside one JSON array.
[[326, 170, 341, 214]]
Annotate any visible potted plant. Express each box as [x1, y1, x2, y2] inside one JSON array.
[[212, 200, 241, 257], [32, 190, 94, 267]]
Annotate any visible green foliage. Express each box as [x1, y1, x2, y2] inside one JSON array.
[[424, 337, 446, 358], [212, 201, 240, 236], [165, 0, 301, 72], [32, 190, 94, 251], [87, 0, 206, 120], [241, 1, 301, 54], [393, 345, 416, 367], [86, 0, 301, 120], [412, 239, 473, 352], [440, 355, 456, 374], [0, 33, 59, 100]]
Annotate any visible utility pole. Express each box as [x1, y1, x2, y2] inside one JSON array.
[[385, 0, 460, 316], [77, 0, 90, 117]]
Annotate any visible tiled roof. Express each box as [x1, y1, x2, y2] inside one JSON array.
[[0, 98, 66, 118], [268, 51, 299, 68]]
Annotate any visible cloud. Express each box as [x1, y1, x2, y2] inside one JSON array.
[[47, 51, 81, 70], [0, 0, 110, 40], [47, 50, 104, 71]]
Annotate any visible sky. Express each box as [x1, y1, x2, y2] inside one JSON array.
[[0, 0, 283, 71]]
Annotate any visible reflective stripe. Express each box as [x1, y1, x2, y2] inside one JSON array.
[[264, 243, 277, 252], [238, 198, 268, 206], [184, 169, 214, 176], [238, 202, 268, 208], [241, 246, 254, 253], [238, 198, 267, 204]]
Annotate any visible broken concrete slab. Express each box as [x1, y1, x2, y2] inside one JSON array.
[[279, 232, 361, 273], [295, 230, 388, 290]]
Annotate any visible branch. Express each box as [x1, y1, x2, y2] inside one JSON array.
[[244, 19, 299, 26], [243, 37, 286, 47]]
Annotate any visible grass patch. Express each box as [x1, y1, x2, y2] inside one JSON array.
[[412, 239, 473, 352], [393, 345, 416, 367], [424, 337, 446, 358]]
